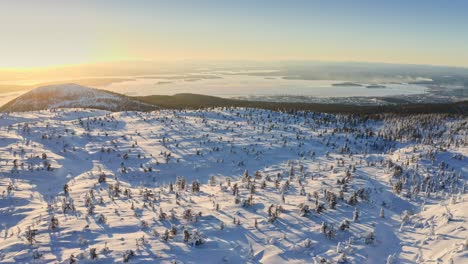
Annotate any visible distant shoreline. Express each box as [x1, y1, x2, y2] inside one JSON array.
[[332, 82, 363, 87], [366, 85, 386, 89]]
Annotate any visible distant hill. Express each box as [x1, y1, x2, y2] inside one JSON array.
[[0, 84, 157, 112], [1, 86, 466, 115]]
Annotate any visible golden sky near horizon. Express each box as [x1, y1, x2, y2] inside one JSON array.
[[0, 1, 467, 71]]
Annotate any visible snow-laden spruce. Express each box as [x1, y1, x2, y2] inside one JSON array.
[[0, 108, 466, 263]]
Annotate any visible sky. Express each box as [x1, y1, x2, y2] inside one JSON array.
[[0, 0, 467, 69]]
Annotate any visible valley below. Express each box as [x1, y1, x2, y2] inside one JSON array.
[[1, 71, 466, 107]]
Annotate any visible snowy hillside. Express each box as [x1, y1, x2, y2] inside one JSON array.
[[0, 84, 157, 112], [0, 108, 466, 263]]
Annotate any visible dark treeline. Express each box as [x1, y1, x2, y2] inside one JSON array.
[[136, 93, 468, 116]]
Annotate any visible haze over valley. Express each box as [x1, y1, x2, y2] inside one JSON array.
[[1, 61, 466, 107]]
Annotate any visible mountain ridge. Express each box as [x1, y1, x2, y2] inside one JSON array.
[[1, 84, 467, 115]]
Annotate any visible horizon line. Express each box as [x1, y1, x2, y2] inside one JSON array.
[[1, 59, 468, 72]]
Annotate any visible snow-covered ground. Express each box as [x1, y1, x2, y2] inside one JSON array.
[[0, 108, 466, 263]]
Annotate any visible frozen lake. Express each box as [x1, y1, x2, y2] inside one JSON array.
[[98, 74, 428, 98], [0, 73, 429, 106]]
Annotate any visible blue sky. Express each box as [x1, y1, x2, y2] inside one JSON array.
[[0, 0, 467, 68]]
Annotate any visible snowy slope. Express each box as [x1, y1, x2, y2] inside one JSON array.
[[0, 84, 157, 112], [0, 108, 466, 263]]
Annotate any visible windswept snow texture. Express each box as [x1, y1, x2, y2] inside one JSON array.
[[0, 108, 466, 263], [1, 84, 157, 112]]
